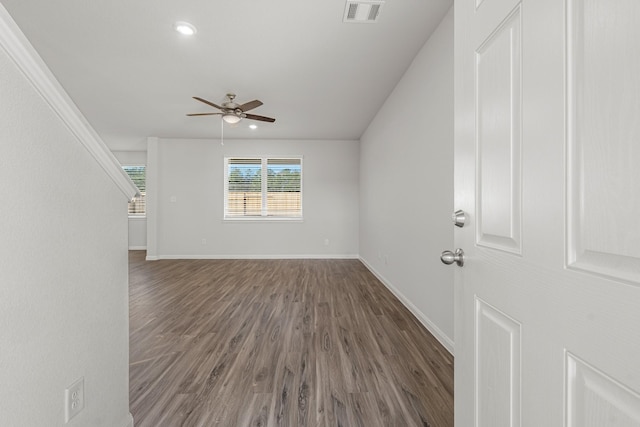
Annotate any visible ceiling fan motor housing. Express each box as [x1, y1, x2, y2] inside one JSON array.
[[188, 94, 276, 123]]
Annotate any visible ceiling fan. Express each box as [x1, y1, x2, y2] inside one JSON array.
[[187, 93, 276, 124]]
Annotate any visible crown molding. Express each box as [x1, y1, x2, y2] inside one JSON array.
[[0, 4, 137, 200]]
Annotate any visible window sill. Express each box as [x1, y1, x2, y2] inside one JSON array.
[[224, 217, 303, 223]]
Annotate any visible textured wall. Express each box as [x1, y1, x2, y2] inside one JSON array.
[[359, 8, 455, 351], [0, 29, 132, 427], [147, 138, 360, 259]]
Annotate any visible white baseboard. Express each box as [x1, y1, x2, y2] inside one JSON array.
[[155, 254, 360, 260], [123, 413, 134, 427], [359, 257, 454, 355], [128, 246, 147, 250]]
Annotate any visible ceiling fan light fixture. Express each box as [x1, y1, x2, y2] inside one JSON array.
[[222, 113, 241, 124], [174, 21, 197, 36]]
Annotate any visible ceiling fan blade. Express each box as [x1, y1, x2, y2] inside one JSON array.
[[193, 96, 224, 110], [238, 100, 263, 112], [245, 113, 276, 123], [186, 112, 222, 116]]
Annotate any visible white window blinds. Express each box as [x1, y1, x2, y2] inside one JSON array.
[[122, 166, 146, 216], [267, 158, 302, 217], [225, 157, 302, 219], [226, 158, 262, 217]]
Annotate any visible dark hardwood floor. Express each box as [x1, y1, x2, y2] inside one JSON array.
[[129, 251, 454, 426]]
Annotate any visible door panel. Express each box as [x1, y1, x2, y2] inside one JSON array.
[[567, 353, 640, 427], [476, 298, 521, 427], [473, 0, 520, 43], [476, 7, 522, 254], [567, 0, 640, 284], [454, 0, 640, 425]]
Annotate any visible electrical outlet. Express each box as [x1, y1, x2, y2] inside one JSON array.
[[65, 377, 84, 423], [324, 238, 329, 246], [201, 238, 207, 245]]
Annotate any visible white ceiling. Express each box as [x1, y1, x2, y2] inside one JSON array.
[[2, 0, 452, 150]]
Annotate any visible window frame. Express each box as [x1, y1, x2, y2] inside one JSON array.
[[223, 156, 303, 221]]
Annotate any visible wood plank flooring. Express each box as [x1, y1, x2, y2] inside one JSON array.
[[129, 251, 454, 427]]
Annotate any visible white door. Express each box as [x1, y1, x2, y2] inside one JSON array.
[[453, 0, 640, 425]]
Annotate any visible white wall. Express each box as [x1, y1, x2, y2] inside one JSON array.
[[113, 151, 148, 249], [127, 217, 147, 250], [0, 19, 132, 427], [359, 8, 454, 352], [147, 138, 359, 259], [113, 150, 146, 165]]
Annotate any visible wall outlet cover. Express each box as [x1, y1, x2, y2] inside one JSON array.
[[65, 377, 84, 423]]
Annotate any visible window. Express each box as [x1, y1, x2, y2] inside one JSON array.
[[122, 166, 146, 216], [224, 157, 302, 219]]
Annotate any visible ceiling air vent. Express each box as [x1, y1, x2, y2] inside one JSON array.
[[343, 1, 384, 23]]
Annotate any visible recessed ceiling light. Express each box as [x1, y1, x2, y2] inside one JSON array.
[[174, 21, 197, 36], [249, 124, 258, 130]]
